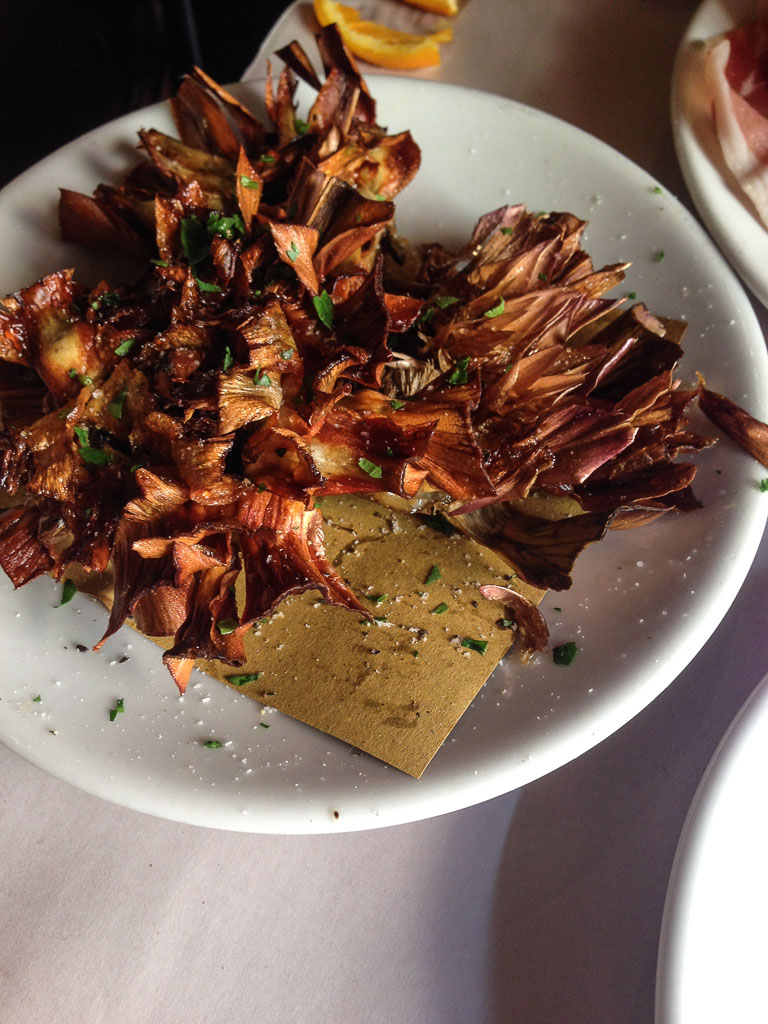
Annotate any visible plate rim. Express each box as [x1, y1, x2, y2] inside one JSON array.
[[1, 74, 766, 833]]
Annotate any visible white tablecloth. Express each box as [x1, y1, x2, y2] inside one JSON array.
[[3, 2, 767, 1021]]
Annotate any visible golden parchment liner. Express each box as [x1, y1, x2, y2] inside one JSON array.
[[72, 495, 543, 777]]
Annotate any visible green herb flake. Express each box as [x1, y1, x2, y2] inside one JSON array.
[[32, 695, 42, 703], [259, 721, 271, 729], [207, 211, 245, 241], [538, 273, 548, 282], [73, 425, 89, 446], [432, 602, 450, 615], [500, 227, 514, 235], [222, 346, 234, 372], [627, 291, 637, 300], [553, 641, 578, 665], [370, 594, 388, 606], [412, 650, 419, 658], [181, 216, 210, 267], [294, 117, 309, 136], [108, 389, 127, 420], [109, 697, 125, 722], [498, 618, 516, 629], [79, 446, 113, 466], [434, 295, 458, 309], [57, 578, 77, 607], [239, 174, 261, 189], [203, 739, 223, 748], [390, 399, 406, 410], [194, 276, 223, 293], [226, 672, 263, 687], [114, 337, 136, 357], [260, 153, 277, 164], [425, 565, 442, 585], [418, 306, 436, 325], [151, 259, 169, 267], [654, 250, 665, 263], [253, 367, 272, 386], [447, 355, 470, 386], [651, 185, 663, 194], [373, 615, 388, 622], [759, 478, 768, 492], [461, 637, 488, 655], [217, 618, 239, 635], [279, 348, 293, 360], [484, 297, 505, 318], [358, 456, 383, 479], [313, 289, 334, 330], [286, 240, 300, 263]]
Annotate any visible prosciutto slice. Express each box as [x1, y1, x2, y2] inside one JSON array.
[[706, 17, 768, 225]]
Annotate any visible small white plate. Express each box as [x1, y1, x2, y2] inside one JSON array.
[[671, 0, 768, 306], [656, 670, 768, 1023], [0, 77, 766, 833]]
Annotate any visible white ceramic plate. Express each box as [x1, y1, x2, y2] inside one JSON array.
[[671, 0, 768, 307], [656, 670, 768, 1023], [0, 78, 766, 833]]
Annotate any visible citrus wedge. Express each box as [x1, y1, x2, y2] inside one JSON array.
[[313, 0, 452, 70], [399, 0, 458, 15]]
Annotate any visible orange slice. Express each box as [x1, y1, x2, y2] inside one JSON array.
[[399, 0, 458, 14], [313, 0, 452, 70]]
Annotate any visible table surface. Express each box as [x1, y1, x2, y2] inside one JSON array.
[[3, 2, 767, 1022]]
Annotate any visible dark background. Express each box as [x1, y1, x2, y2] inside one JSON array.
[[2, 0, 295, 187]]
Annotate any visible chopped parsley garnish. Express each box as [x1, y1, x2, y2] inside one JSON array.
[[286, 240, 300, 263], [203, 739, 223, 748], [216, 618, 239, 635], [313, 289, 334, 329], [651, 185, 663, 194], [194, 277, 223, 293], [500, 227, 514, 235], [412, 650, 419, 658], [627, 291, 637, 300], [253, 367, 272, 386], [424, 565, 442, 585], [447, 355, 470, 386], [294, 117, 309, 135], [80, 446, 113, 466], [358, 457, 383, 479], [32, 695, 42, 703], [434, 295, 458, 309], [390, 399, 406, 410], [108, 389, 127, 420], [181, 216, 210, 266], [279, 348, 293, 360], [759, 477, 768, 492], [484, 297, 505, 318], [240, 174, 261, 189], [109, 697, 125, 722], [207, 211, 244, 241], [655, 250, 665, 262], [369, 593, 388, 606], [259, 721, 271, 728], [226, 672, 263, 686], [553, 641, 578, 665], [498, 618, 516, 629], [432, 602, 449, 615], [461, 637, 488, 655], [57, 578, 77, 606], [151, 259, 169, 267], [90, 291, 118, 311], [222, 346, 234, 371], [418, 306, 436, 325], [260, 153, 277, 164], [114, 337, 136, 357], [538, 273, 548, 282]]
